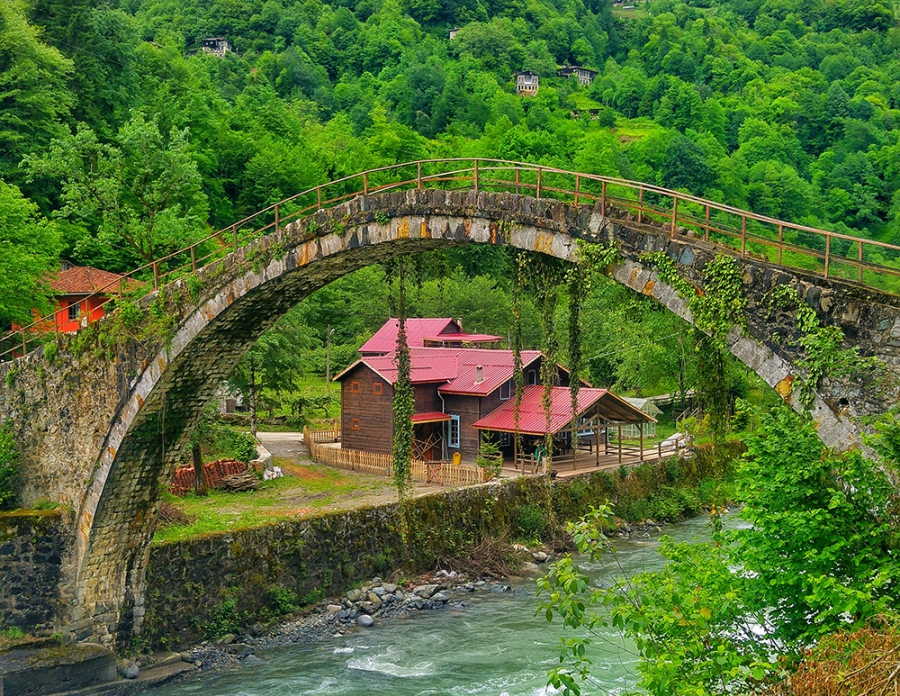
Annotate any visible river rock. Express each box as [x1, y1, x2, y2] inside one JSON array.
[[520, 562, 541, 574], [326, 604, 343, 613], [217, 634, 236, 645], [366, 592, 383, 608], [462, 582, 475, 591], [532, 551, 548, 562], [346, 589, 362, 602], [372, 586, 388, 598], [431, 592, 449, 603], [371, 577, 383, 585], [359, 601, 378, 614], [413, 584, 440, 598], [117, 659, 139, 680], [393, 589, 404, 601], [489, 584, 511, 594], [243, 655, 265, 666], [357, 615, 374, 628], [382, 583, 398, 593]]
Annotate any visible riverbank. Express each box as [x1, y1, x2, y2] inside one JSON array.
[[139, 442, 741, 653]]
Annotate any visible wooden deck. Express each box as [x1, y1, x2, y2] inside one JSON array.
[[504, 436, 690, 479]]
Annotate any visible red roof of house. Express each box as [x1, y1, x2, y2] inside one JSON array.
[[412, 411, 452, 423], [50, 265, 129, 296], [423, 333, 502, 345], [472, 386, 655, 436], [334, 347, 542, 394], [359, 318, 461, 354]]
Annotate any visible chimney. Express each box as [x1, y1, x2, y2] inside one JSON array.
[[475, 365, 484, 384], [457, 317, 463, 331]]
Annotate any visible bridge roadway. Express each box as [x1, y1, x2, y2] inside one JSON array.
[[0, 161, 898, 647]]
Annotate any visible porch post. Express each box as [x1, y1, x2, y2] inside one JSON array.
[[513, 435, 518, 471], [639, 422, 644, 461], [572, 422, 577, 470], [617, 425, 622, 464], [595, 420, 600, 467]]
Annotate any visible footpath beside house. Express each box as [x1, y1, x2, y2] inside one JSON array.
[[336, 318, 654, 467]]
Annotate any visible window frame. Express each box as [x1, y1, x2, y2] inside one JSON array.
[[447, 415, 461, 449], [373, 382, 383, 395], [350, 381, 361, 393], [499, 380, 511, 401], [67, 303, 79, 322], [351, 418, 361, 430]]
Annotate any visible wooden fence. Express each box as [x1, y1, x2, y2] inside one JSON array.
[[303, 427, 485, 486]]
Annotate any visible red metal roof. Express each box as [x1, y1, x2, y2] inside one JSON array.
[[422, 332, 502, 344], [333, 346, 542, 394], [50, 265, 129, 296], [358, 318, 461, 355], [472, 386, 655, 436], [412, 411, 452, 423]]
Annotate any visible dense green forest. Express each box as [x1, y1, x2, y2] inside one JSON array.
[[2, 0, 899, 396]]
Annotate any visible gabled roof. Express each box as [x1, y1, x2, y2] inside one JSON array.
[[50, 265, 129, 296], [334, 347, 542, 395], [473, 386, 655, 436], [358, 318, 461, 354]]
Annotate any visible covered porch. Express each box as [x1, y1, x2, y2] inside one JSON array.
[[472, 386, 659, 475]]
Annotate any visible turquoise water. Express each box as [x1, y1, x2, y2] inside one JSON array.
[[153, 516, 714, 696]]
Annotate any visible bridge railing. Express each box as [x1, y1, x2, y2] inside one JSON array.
[[4, 158, 900, 362]]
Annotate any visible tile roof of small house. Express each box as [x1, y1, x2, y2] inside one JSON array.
[[358, 318, 460, 354], [472, 386, 655, 436], [50, 265, 130, 296], [334, 347, 542, 394]]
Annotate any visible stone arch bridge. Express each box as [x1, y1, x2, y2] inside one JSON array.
[[1, 165, 899, 647]]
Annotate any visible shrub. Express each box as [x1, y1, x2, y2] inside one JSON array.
[[516, 503, 549, 540], [266, 587, 299, 615], [0, 420, 19, 510], [212, 426, 257, 463], [204, 599, 242, 639]]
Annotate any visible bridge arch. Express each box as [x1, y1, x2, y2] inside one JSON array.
[[3, 183, 899, 646]]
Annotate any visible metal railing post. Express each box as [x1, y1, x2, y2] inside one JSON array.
[[417, 162, 422, 189], [363, 172, 368, 196], [671, 196, 678, 238], [638, 186, 643, 224], [574, 174, 580, 206], [317, 185, 322, 209], [858, 240, 863, 283], [824, 234, 831, 278], [515, 168, 520, 195], [778, 224, 783, 266], [153, 262, 159, 289], [191, 246, 197, 272], [232, 225, 238, 252], [601, 181, 607, 216], [536, 167, 542, 198], [740, 216, 747, 257], [21, 333, 26, 356], [274, 203, 280, 234], [473, 159, 479, 192], [704, 205, 710, 241]]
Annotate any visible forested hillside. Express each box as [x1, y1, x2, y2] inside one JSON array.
[[2, 0, 898, 395]]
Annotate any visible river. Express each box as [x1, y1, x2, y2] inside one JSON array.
[[153, 515, 715, 696]]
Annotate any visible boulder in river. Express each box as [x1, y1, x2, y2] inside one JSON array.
[[357, 615, 374, 628]]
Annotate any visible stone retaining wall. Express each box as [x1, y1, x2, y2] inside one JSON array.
[[142, 447, 737, 650], [0, 510, 71, 632]]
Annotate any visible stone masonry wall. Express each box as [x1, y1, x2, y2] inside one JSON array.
[[142, 447, 738, 651], [0, 510, 71, 632]]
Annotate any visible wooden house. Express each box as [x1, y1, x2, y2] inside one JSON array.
[[557, 65, 598, 86], [515, 71, 540, 96], [337, 320, 654, 464], [201, 37, 233, 57]]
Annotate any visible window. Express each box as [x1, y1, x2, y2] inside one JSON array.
[[447, 415, 460, 448], [351, 418, 361, 430], [499, 432, 511, 446], [499, 380, 511, 400], [373, 383, 383, 395], [350, 381, 360, 393], [527, 370, 538, 385], [67, 303, 79, 321]]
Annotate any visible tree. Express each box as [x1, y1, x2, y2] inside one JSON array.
[[0, 1, 73, 186], [24, 111, 208, 268], [540, 406, 900, 695], [0, 181, 62, 329]]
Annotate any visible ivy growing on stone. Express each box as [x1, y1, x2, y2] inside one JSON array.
[[388, 258, 415, 507], [690, 255, 746, 347], [0, 419, 19, 510], [766, 285, 881, 409]]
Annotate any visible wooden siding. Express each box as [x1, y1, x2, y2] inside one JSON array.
[[414, 384, 443, 413], [340, 363, 394, 454]]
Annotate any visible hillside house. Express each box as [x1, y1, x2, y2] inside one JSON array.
[[201, 37, 233, 57], [515, 71, 539, 96], [358, 317, 502, 356], [337, 321, 654, 464], [557, 65, 598, 85]]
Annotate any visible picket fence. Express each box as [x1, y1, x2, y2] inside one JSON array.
[[303, 427, 485, 486]]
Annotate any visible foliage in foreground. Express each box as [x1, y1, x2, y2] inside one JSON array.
[[539, 405, 900, 695], [0, 420, 20, 510]]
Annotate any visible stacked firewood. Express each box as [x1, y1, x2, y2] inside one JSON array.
[[220, 471, 260, 492]]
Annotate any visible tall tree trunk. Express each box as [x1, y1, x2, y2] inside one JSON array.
[[249, 354, 257, 437], [192, 443, 208, 496]]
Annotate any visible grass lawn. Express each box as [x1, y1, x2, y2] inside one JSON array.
[[153, 458, 392, 544]]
